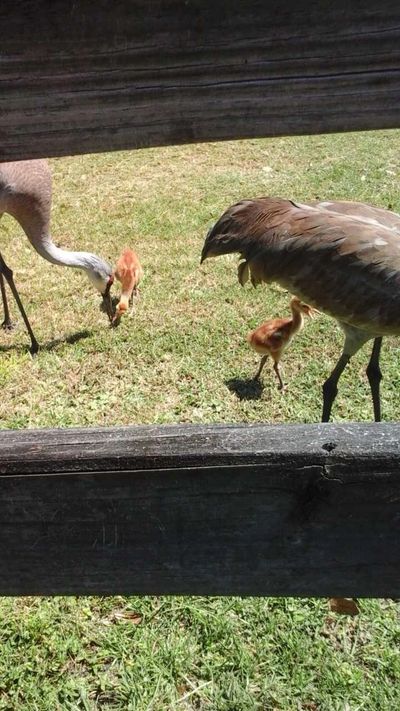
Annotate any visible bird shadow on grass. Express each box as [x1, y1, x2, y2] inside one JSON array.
[[43, 329, 93, 352], [225, 376, 264, 401], [0, 328, 93, 354]]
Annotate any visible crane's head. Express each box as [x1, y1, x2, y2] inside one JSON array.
[[200, 201, 258, 264], [84, 257, 115, 322], [86, 263, 113, 293], [200, 226, 240, 263], [201, 224, 261, 289]]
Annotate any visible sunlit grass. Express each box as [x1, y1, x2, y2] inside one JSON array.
[[1, 130, 400, 427]]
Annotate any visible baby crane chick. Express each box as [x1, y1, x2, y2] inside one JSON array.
[[112, 247, 143, 325], [248, 297, 315, 390]]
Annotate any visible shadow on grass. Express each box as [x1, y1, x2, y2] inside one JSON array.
[[44, 329, 93, 351], [0, 329, 93, 354], [225, 376, 264, 401]]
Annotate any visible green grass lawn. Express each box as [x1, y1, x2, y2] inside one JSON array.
[[0, 130, 399, 709]]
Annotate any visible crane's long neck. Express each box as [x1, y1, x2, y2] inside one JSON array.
[[4, 188, 112, 292], [27, 229, 112, 292], [34, 234, 98, 270]]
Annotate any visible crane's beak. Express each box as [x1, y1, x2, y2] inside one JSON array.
[[200, 244, 209, 264], [102, 276, 115, 323], [111, 304, 123, 327], [200, 226, 214, 264]]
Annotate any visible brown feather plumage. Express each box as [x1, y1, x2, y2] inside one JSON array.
[[248, 297, 314, 388]]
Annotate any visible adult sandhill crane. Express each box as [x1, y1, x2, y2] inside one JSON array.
[[248, 297, 315, 389], [201, 197, 400, 421], [0, 159, 114, 353]]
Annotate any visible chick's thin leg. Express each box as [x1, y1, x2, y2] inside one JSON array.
[[273, 361, 285, 390], [253, 355, 268, 380]]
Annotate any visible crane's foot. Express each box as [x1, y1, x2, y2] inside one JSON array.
[[111, 313, 122, 328], [29, 339, 40, 357], [1, 318, 16, 332]]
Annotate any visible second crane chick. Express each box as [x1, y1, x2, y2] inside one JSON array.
[[112, 247, 143, 325], [248, 297, 315, 390]]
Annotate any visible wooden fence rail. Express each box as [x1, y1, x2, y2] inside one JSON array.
[[0, 423, 399, 597], [1, 0, 400, 161]]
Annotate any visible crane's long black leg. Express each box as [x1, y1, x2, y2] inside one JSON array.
[[0, 272, 13, 330], [322, 354, 350, 422], [0, 253, 39, 355], [253, 355, 268, 380], [366, 337, 383, 422]]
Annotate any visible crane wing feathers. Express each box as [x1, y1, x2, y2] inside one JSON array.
[[313, 200, 400, 233], [213, 197, 400, 268], [205, 197, 400, 332]]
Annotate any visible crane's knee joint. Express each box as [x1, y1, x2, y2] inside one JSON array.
[[366, 363, 382, 382], [0, 261, 13, 280], [322, 377, 338, 400]]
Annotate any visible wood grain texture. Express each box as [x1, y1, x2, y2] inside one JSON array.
[[0, 422, 399, 596], [1, 0, 399, 160]]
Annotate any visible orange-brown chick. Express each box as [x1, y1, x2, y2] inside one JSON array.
[[112, 247, 143, 324], [248, 297, 315, 389]]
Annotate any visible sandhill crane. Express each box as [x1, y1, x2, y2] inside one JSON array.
[[112, 247, 143, 325], [0, 159, 114, 353], [248, 297, 315, 389], [201, 197, 400, 421]]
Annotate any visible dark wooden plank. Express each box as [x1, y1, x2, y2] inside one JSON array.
[[0, 423, 399, 596], [1, 0, 400, 160], [0, 421, 400, 473]]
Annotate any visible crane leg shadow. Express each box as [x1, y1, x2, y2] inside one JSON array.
[[43, 330, 93, 352], [0, 329, 93, 354], [225, 376, 264, 401]]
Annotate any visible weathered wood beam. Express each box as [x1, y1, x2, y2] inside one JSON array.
[[0, 422, 399, 596], [1, 0, 400, 161]]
